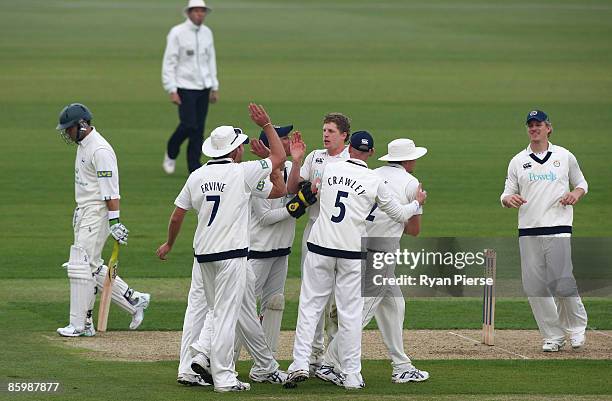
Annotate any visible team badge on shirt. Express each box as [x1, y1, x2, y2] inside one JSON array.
[[553, 160, 560, 167], [259, 159, 269, 169]]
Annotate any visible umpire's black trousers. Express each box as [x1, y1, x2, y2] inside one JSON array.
[[167, 88, 211, 173]]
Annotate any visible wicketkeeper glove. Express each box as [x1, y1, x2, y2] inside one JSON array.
[[286, 181, 317, 219], [109, 218, 129, 245]]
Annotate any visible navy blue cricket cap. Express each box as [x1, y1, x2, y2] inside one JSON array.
[[350, 130, 374, 152], [526, 110, 549, 124], [259, 125, 293, 147]]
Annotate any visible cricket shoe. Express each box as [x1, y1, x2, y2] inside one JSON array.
[[129, 292, 151, 330], [343, 372, 365, 390], [57, 324, 94, 337], [570, 332, 586, 350], [286, 369, 309, 384], [392, 365, 429, 383], [249, 369, 288, 384], [542, 340, 566, 352], [314, 364, 344, 386], [163, 153, 176, 174], [214, 380, 250, 392], [177, 374, 211, 387], [191, 352, 214, 385]]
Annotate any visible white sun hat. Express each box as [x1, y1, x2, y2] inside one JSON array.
[[378, 138, 427, 161], [202, 126, 248, 158], [184, 0, 212, 15]]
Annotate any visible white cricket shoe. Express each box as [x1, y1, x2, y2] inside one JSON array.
[[286, 369, 309, 383], [191, 352, 214, 385], [129, 293, 150, 330], [314, 364, 344, 386], [163, 153, 176, 174], [249, 369, 288, 384], [214, 380, 250, 392], [344, 372, 365, 390], [542, 340, 566, 352], [57, 324, 92, 337], [177, 374, 211, 387], [392, 365, 430, 383], [570, 332, 586, 349]]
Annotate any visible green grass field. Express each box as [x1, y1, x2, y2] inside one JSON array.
[[1, 0, 611, 399]]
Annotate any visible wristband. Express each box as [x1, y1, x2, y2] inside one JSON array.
[[262, 122, 272, 129], [108, 210, 120, 220]]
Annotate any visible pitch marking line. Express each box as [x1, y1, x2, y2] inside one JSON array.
[[448, 331, 530, 360]]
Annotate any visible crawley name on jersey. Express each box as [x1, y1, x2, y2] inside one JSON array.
[[307, 159, 421, 258], [174, 158, 272, 261], [300, 147, 350, 221], [501, 143, 588, 235], [74, 128, 121, 206]]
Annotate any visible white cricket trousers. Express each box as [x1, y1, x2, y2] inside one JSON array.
[[197, 257, 247, 388], [178, 259, 210, 377], [301, 220, 334, 357], [251, 255, 288, 311], [289, 251, 363, 375], [519, 236, 587, 341], [325, 280, 412, 372]]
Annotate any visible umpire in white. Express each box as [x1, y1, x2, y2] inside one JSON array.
[[501, 110, 588, 352], [157, 104, 286, 392], [162, 0, 219, 174]]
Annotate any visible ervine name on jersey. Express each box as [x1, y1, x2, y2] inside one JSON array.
[[200, 181, 226, 193], [327, 175, 366, 196]]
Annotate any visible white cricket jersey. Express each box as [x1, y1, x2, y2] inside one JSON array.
[[500, 143, 588, 236], [307, 159, 420, 259], [300, 146, 350, 221], [162, 19, 218, 93], [174, 157, 272, 261], [74, 128, 120, 208], [249, 161, 296, 257], [366, 164, 423, 239]]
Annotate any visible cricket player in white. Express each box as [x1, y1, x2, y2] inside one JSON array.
[[157, 104, 286, 392], [319, 138, 429, 384], [55, 103, 150, 337], [287, 131, 427, 389], [248, 126, 299, 354], [501, 110, 588, 352], [286, 113, 351, 371]]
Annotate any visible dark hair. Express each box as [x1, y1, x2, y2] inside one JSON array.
[[323, 112, 351, 143]]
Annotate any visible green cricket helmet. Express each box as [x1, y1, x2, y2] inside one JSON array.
[[56, 103, 93, 130]]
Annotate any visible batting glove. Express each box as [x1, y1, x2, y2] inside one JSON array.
[[109, 219, 129, 245], [286, 181, 317, 219]]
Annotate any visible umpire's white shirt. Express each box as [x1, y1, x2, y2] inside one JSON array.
[[162, 19, 218, 93], [367, 164, 423, 239], [75, 128, 120, 207], [249, 161, 296, 256], [300, 146, 350, 221], [500, 143, 588, 235], [308, 159, 421, 258], [174, 158, 272, 261]]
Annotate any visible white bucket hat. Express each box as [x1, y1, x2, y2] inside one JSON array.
[[202, 126, 248, 158], [378, 138, 427, 161], [184, 0, 212, 15]]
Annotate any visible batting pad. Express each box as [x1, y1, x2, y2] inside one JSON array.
[[94, 265, 136, 314], [67, 245, 94, 331], [262, 293, 284, 354]]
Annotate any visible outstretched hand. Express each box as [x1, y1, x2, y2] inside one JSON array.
[[250, 138, 270, 158], [290, 131, 306, 161], [249, 103, 271, 128]]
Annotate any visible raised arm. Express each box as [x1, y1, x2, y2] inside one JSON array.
[[286, 132, 306, 194], [249, 103, 285, 170]]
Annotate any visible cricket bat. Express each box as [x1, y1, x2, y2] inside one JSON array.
[[97, 241, 120, 332]]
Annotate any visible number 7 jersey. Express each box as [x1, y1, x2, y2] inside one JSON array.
[[307, 159, 421, 259], [174, 157, 273, 262]]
